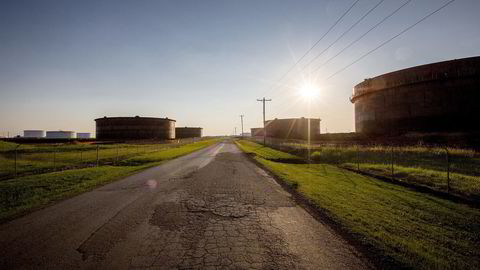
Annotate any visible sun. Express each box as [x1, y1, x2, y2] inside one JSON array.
[[299, 82, 319, 100]]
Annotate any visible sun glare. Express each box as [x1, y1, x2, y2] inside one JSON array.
[[299, 82, 319, 100]]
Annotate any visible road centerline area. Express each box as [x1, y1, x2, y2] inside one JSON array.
[[0, 141, 371, 269]]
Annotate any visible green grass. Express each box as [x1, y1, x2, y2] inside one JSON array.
[[310, 145, 480, 177], [0, 166, 138, 221], [0, 138, 220, 222], [234, 139, 301, 162], [235, 140, 480, 270], [342, 163, 480, 199], [250, 139, 480, 201], [0, 139, 209, 180]]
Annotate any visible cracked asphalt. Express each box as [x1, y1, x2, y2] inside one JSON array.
[[0, 141, 372, 269]]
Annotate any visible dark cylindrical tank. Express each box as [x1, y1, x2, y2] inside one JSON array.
[[251, 128, 264, 137], [351, 56, 480, 135], [265, 118, 321, 140], [95, 116, 176, 140], [175, 127, 202, 138]]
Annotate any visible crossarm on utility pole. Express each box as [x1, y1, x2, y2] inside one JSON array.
[[257, 98, 272, 146]]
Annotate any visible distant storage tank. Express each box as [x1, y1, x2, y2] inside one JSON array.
[[251, 128, 264, 137], [95, 116, 175, 140], [46, 131, 75, 139], [265, 118, 321, 140], [175, 127, 202, 138], [77, 133, 91, 139], [351, 56, 480, 135], [23, 130, 44, 138]]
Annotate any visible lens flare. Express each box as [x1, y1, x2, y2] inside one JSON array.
[[299, 82, 319, 100]]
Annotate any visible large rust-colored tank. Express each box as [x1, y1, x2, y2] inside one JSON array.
[[95, 116, 175, 140], [175, 127, 202, 138], [351, 56, 480, 135], [251, 128, 265, 137], [264, 118, 321, 140]]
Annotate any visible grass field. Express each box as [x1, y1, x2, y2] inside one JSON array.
[[0, 139, 204, 180], [0, 138, 220, 222], [248, 139, 480, 200], [235, 139, 480, 270]]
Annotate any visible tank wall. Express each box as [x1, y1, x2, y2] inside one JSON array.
[[353, 57, 480, 135], [46, 131, 75, 139], [175, 128, 202, 138], [251, 128, 264, 136], [24, 130, 45, 138], [77, 133, 91, 139], [96, 118, 175, 140], [265, 118, 320, 140]]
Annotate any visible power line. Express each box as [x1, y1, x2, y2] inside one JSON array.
[[266, 0, 360, 92], [326, 0, 456, 80], [313, 0, 413, 73], [302, 0, 386, 71]]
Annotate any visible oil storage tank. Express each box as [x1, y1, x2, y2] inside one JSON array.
[[76, 133, 91, 139], [24, 130, 44, 138], [175, 127, 202, 138], [46, 131, 75, 139], [351, 56, 480, 135], [265, 118, 321, 140], [95, 116, 175, 140], [251, 128, 264, 137]]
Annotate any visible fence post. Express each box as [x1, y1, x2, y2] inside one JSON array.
[[391, 146, 394, 180], [80, 147, 83, 164], [356, 146, 360, 171], [14, 146, 18, 178], [53, 146, 57, 172], [445, 147, 450, 193], [115, 146, 119, 165], [96, 145, 99, 167]]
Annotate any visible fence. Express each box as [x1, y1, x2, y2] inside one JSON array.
[[0, 138, 201, 180], [248, 136, 480, 200]]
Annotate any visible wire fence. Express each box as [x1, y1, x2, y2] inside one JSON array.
[[248, 136, 480, 200], [0, 138, 201, 180]]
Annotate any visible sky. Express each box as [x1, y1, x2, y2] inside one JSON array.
[[1, 0, 479, 137]]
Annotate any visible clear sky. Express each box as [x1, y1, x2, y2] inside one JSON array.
[[1, 0, 479, 137]]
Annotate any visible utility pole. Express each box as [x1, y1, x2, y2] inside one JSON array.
[[240, 115, 244, 138], [257, 97, 272, 146], [234, 127, 237, 136]]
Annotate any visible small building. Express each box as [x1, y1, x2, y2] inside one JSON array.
[[24, 130, 45, 138], [46, 131, 75, 139], [175, 127, 203, 139], [77, 133, 91, 139]]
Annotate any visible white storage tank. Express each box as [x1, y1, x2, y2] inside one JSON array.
[[24, 130, 45, 138], [76, 132, 91, 139], [46, 131, 75, 139]]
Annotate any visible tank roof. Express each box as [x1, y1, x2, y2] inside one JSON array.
[[95, 116, 176, 122], [352, 56, 480, 102]]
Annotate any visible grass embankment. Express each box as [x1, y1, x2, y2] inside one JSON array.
[[0, 139, 202, 179], [0, 139, 220, 222], [310, 145, 480, 199], [233, 140, 301, 162], [235, 139, 480, 270]]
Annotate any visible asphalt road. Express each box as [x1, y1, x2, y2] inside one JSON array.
[[0, 141, 372, 270]]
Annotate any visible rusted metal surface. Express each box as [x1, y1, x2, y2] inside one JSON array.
[[351, 56, 480, 135], [264, 118, 321, 140], [95, 116, 176, 140], [175, 127, 202, 139]]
